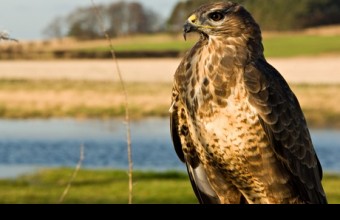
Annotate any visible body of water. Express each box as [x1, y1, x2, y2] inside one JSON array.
[[0, 118, 339, 177]]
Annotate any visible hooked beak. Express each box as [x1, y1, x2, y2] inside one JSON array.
[[183, 22, 196, 41], [183, 14, 198, 41]]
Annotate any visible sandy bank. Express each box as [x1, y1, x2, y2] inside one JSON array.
[[0, 57, 339, 84]]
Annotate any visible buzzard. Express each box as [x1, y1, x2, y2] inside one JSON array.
[[170, 1, 327, 204]]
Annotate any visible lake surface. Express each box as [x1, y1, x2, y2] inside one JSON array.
[[0, 118, 339, 177]]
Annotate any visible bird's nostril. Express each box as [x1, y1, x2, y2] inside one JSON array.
[[188, 14, 197, 23]]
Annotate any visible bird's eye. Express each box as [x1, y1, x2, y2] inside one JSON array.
[[208, 12, 224, 21]]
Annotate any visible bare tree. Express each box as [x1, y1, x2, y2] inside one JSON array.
[[106, 2, 161, 36], [46, 1, 163, 40], [67, 6, 104, 40], [42, 16, 64, 42]]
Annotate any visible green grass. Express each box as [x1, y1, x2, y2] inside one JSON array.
[[263, 35, 340, 57], [79, 34, 340, 57], [0, 168, 338, 204], [322, 173, 340, 204], [4, 33, 340, 60], [0, 168, 197, 204]]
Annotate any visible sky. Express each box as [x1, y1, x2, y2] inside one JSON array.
[[0, 0, 180, 40]]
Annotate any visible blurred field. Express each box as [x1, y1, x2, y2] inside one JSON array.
[[0, 79, 339, 127], [0, 57, 339, 83], [0, 29, 339, 204], [0, 168, 338, 204], [0, 80, 171, 119], [0, 168, 197, 204], [0, 57, 340, 127], [1, 27, 340, 59], [263, 35, 340, 57]]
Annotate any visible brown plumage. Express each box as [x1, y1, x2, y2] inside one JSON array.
[[170, 1, 327, 204]]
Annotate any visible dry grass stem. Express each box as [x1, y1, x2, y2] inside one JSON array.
[[91, 0, 133, 204], [58, 144, 85, 203]]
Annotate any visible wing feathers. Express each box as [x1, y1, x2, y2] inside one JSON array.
[[186, 163, 221, 204], [244, 59, 327, 203]]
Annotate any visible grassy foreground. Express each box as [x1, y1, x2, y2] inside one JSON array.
[[0, 168, 197, 204], [0, 168, 338, 204], [0, 80, 340, 128]]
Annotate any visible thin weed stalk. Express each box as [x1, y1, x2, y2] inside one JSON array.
[[58, 144, 85, 203], [91, 0, 133, 204]]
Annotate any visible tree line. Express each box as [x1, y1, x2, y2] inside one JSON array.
[[44, 0, 340, 40], [167, 0, 340, 31], [43, 1, 161, 40]]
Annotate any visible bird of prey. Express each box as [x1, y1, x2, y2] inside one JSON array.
[[170, 1, 327, 204]]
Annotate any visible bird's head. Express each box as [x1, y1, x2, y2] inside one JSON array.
[[183, 2, 261, 41]]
